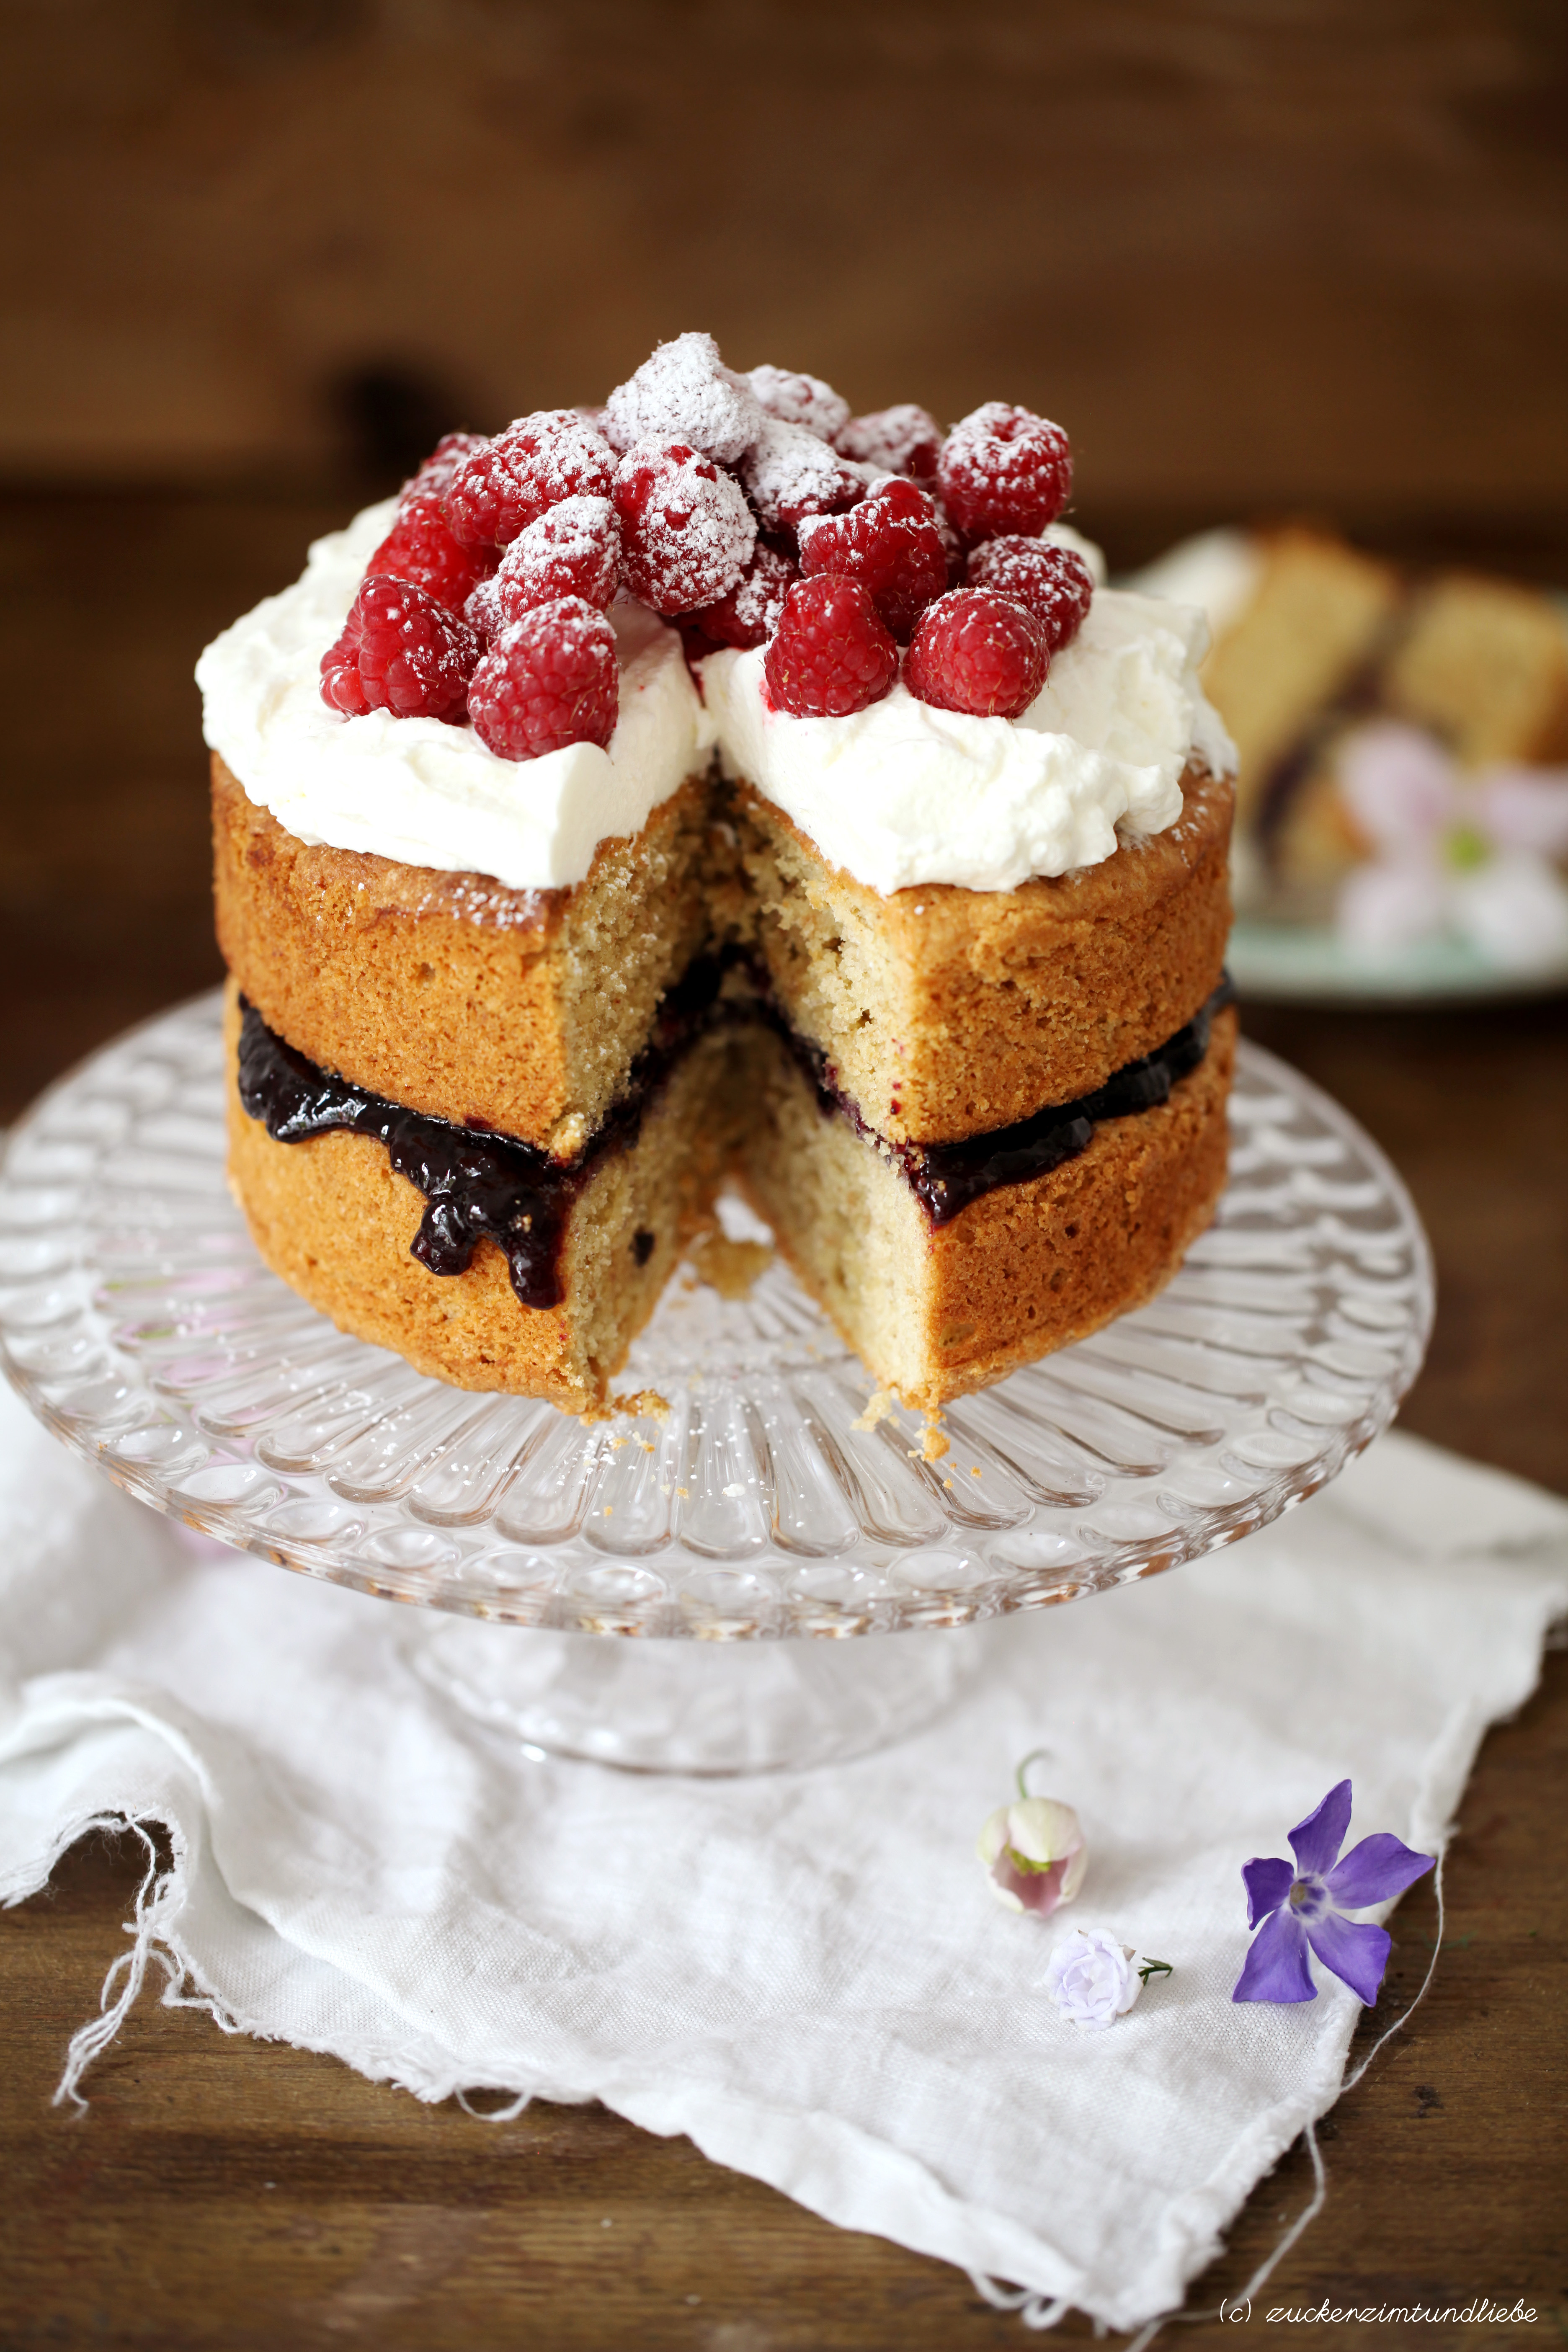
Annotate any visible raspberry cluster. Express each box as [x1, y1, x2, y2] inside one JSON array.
[[319, 332, 1089, 753]]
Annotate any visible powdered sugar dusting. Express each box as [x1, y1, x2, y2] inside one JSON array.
[[741, 417, 867, 534], [729, 547, 797, 638], [445, 412, 617, 547], [613, 441, 757, 615], [747, 365, 851, 444], [695, 544, 799, 650], [604, 333, 763, 465], [836, 404, 943, 480], [473, 495, 620, 636]]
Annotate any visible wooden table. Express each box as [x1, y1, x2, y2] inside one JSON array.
[[2, 493, 1565, 2348]]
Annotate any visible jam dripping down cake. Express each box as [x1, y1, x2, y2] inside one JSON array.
[[201, 333, 1237, 1416]]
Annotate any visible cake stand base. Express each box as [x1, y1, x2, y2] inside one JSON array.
[[405, 1617, 987, 1774]]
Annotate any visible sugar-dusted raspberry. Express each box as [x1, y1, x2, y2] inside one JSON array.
[[763, 576, 899, 718], [797, 478, 948, 642], [603, 331, 762, 464], [934, 505, 965, 584], [364, 485, 496, 616], [937, 403, 1073, 544], [320, 575, 480, 722], [691, 544, 799, 650], [965, 536, 1093, 653], [835, 403, 943, 483], [903, 588, 1047, 720], [444, 411, 617, 547], [467, 596, 620, 761], [747, 365, 851, 445], [407, 430, 489, 496], [472, 495, 620, 640], [613, 440, 756, 616], [741, 417, 867, 538]]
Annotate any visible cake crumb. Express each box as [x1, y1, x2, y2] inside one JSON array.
[[685, 1229, 774, 1300], [611, 1388, 671, 1423], [548, 1110, 590, 1159], [854, 1387, 898, 1432], [917, 1413, 950, 1463]]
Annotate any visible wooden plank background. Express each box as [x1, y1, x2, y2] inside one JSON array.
[[1, 0, 1565, 524], [1, 4, 1565, 2343]]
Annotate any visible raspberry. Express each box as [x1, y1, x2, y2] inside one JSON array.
[[407, 430, 488, 496], [320, 575, 480, 722], [763, 576, 899, 718], [965, 537, 1094, 653], [903, 588, 1047, 720], [470, 495, 620, 640], [796, 478, 948, 642], [934, 505, 965, 584], [604, 332, 762, 464], [691, 544, 798, 649], [320, 609, 369, 716], [937, 403, 1073, 544], [444, 411, 617, 547], [835, 404, 942, 482], [613, 440, 756, 615], [740, 417, 867, 537], [747, 364, 851, 444], [467, 597, 620, 761], [363, 485, 496, 616]]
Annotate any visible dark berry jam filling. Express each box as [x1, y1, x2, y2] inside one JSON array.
[[237, 954, 733, 1312], [238, 972, 1231, 1305], [787, 976, 1234, 1225]]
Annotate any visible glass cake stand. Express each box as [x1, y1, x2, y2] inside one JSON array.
[[0, 993, 1432, 1772]]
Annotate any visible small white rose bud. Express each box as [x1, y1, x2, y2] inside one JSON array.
[[976, 1795, 1088, 1917], [1044, 1927, 1169, 2031]]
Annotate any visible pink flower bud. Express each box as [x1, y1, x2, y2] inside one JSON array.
[[976, 1796, 1087, 1916]]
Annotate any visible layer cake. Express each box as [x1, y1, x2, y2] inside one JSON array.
[[199, 335, 1238, 1416]]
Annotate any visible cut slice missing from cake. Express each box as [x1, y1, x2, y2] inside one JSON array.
[[199, 334, 1238, 1418]]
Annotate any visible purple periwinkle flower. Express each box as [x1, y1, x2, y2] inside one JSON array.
[[1233, 1780, 1435, 2007]]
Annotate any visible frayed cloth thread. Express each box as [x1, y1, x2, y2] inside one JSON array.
[[53, 1818, 188, 2114], [51, 1812, 534, 2124], [456, 2087, 534, 2122], [970, 1853, 1447, 2343], [968, 2275, 1073, 2328]]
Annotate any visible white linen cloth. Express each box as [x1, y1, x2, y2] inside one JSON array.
[[2, 1376, 1564, 2334]]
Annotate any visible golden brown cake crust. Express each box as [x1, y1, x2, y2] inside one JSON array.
[[909, 1005, 1235, 1403], [212, 754, 713, 1154], [733, 766, 1233, 1145], [742, 1007, 1236, 1411]]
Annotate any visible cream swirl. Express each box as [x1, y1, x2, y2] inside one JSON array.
[[197, 502, 1233, 898], [700, 587, 1234, 893], [196, 500, 716, 893]]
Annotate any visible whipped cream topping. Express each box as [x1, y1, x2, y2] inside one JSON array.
[[198, 503, 1233, 900], [701, 585, 1233, 894], [196, 500, 716, 893]]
